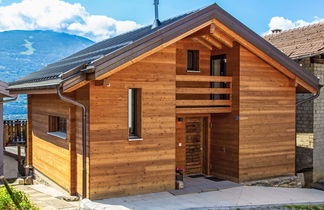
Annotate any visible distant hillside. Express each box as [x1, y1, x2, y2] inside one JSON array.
[[0, 30, 94, 119]]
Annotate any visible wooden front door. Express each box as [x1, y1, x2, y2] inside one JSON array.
[[176, 116, 209, 175]]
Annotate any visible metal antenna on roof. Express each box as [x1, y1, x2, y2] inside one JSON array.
[[151, 0, 161, 29]]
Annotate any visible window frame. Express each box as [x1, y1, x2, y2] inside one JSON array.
[[128, 88, 143, 141], [187, 50, 200, 72], [48, 115, 67, 139]]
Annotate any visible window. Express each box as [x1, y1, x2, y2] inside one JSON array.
[[48, 115, 67, 139], [211, 54, 227, 100], [128, 88, 142, 139], [187, 50, 199, 71]]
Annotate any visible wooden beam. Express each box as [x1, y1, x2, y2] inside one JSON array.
[[64, 81, 89, 93], [210, 23, 217, 34], [26, 95, 32, 166], [95, 20, 214, 81], [176, 75, 232, 82], [210, 29, 234, 48], [176, 107, 232, 114], [176, 100, 231, 106], [192, 37, 213, 50], [211, 19, 317, 94], [176, 88, 231, 94], [201, 35, 222, 49]]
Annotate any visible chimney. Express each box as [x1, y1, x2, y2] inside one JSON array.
[[271, 29, 282, 34], [151, 0, 161, 29]]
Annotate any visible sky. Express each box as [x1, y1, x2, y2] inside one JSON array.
[[0, 0, 323, 41]]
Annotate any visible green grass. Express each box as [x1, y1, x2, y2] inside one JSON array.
[[282, 204, 324, 210], [0, 186, 38, 210]]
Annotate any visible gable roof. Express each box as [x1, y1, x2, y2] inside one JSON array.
[[264, 22, 324, 59], [8, 4, 320, 92]]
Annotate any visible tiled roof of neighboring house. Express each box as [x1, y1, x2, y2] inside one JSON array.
[[8, 4, 320, 92], [264, 22, 324, 59]]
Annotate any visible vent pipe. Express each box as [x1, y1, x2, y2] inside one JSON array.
[[151, 0, 161, 29]]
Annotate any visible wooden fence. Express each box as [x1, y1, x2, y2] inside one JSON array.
[[3, 120, 27, 147]]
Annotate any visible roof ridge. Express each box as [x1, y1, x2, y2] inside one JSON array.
[[264, 21, 324, 38]]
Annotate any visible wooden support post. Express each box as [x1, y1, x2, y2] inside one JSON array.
[[26, 95, 32, 166], [0, 100, 3, 176]]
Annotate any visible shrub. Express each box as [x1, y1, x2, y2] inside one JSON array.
[[0, 186, 38, 210]]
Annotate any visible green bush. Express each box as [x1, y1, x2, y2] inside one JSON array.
[[0, 186, 38, 210]]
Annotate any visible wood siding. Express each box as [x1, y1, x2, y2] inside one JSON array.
[[238, 46, 296, 181], [31, 94, 71, 191], [210, 44, 240, 181], [30, 86, 89, 195], [176, 38, 211, 100], [88, 46, 176, 199]]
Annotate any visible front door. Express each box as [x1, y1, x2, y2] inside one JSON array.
[[176, 116, 209, 175]]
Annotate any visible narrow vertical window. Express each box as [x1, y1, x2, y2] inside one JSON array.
[[128, 88, 142, 139], [187, 50, 199, 71], [211, 54, 227, 100]]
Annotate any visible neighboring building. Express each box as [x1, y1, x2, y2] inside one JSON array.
[[265, 23, 324, 183], [0, 81, 15, 175], [8, 4, 320, 199]]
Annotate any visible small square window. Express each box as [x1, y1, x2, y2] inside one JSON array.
[[187, 50, 199, 71], [48, 115, 67, 139]]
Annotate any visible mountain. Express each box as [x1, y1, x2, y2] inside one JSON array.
[[0, 30, 94, 119]]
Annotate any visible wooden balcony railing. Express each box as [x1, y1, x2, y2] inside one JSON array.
[[3, 120, 27, 147], [176, 75, 232, 114]]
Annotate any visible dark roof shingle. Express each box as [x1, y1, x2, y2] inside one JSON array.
[[10, 11, 196, 86]]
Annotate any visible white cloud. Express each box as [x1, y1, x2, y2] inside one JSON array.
[[0, 0, 142, 41], [264, 16, 324, 35]]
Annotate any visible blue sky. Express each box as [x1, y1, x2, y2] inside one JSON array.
[[66, 0, 324, 33], [0, 0, 323, 41]]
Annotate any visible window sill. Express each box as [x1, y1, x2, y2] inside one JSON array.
[[48, 131, 67, 140], [186, 70, 201, 73], [128, 137, 144, 141]]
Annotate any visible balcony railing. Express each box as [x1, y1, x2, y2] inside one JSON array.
[[3, 120, 27, 147], [176, 75, 232, 114]]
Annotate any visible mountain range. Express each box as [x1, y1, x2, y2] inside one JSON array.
[[0, 30, 94, 119]]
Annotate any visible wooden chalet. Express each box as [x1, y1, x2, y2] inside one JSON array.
[[8, 4, 320, 199]]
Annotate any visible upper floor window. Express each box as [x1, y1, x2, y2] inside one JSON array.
[[187, 50, 199, 72], [48, 115, 67, 139], [128, 88, 142, 140]]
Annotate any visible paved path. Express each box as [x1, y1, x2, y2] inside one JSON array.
[[15, 184, 79, 210], [82, 186, 324, 210]]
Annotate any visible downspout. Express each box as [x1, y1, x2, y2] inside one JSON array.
[[57, 80, 87, 199], [296, 84, 323, 106]]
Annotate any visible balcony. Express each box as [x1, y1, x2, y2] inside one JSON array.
[[176, 75, 232, 114]]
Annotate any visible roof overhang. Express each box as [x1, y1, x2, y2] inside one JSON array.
[[8, 4, 320, 95], [0, 81, 16, 98]]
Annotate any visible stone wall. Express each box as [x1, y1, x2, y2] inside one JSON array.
[[312, 63, 324, 182], [296, 94, 313, 133]]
